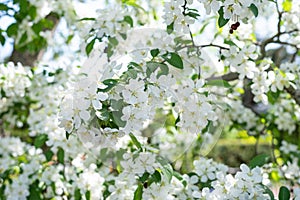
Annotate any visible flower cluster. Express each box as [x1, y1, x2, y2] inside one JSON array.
[[194, 157, 228, 182], [222, 44, 259, 80], [198, 0, 264, 20], [271, 96, 300, 134], [163, 0, 195, 34], [199, 164, 270, 199], [59, 43, 219, 149], [0, 62, 32, 128]]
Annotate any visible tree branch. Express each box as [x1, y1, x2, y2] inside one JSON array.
[[206, 72, 238, 81]]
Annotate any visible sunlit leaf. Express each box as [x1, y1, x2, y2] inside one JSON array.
[[282, 0, 292, 12]]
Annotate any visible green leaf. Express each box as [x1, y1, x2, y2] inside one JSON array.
[[86, 38, 96, 56], [224, 39, 237, 46], [249, 153, 270, 169], [111, 99, 124, 110], [139, 172, 150, 182], [126, 68, 138, 79], [6, 23, 18, 37], [217, 7, 230, 28], [98, 108, 110, 121], [146, 62, 159, 77], [157, 63, 169, 77], [28, 6, 37, 19], [162, 52, 183, 69], [85, 191, 91, 200], [45, 150, 54, 162], [197, 21, 210, 35], [57, 148, 65, 164], [122, 0, 146, 12], [206, 79, 231, 88], [267, 91, 280, 105], [150, 48, 159, 57], [278, 186, 290, 200], [129, 133, 142, 150], [186, 11, 200, 19], [66, 131, 71, 140], [167, 22, 174, 34], [149, 170, 161, 183], [28, 181, 42, 200], [78, 17, 96, 21], [133, 183, 143, 200], [112, 111, 126, 127], [108, 37, 118, 46], [161, 164, 173, 183], [124, 16, 133, 27], [249, 3, 259, 17], [34, 134, 48, 148], [74, 188, 82, 200], [0, 33, 5, 46], [66, 34, 74, 44], [17, 32, 27, 46], [261, 184, 275, 200], [146, 62, 169, 78], [0, 3, 9, 11], [101, 79, 118, 92]]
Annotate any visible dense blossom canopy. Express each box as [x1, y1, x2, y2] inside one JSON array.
[[1, 0, 300, 199]]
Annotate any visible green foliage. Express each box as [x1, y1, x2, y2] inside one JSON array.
[[85, 191, 91, 200], [34, 134, 48, 148], [206, 79, 231, 88], [162, 52, 184, 69], [249, 153, 270, 169], [6, 23, 18, 37], [261, 184, 275, 200], [217, 7, 229, 28], [167, 22, 174, 34], [124, 16, 134, 27], [74, 188, 82, 200], [28, 181, 42, 200], [249, 3, 259, 17], [149, 170, 162, 184], [57, 147, 65, 164], [129, 133, 143, 150], [0, 32, 5, 46], [101, 79, 119, 92], [86, 37, 96, 56], [150, 48, 159, 57], [122, 0, 145, 12], [160, 163, 173, 183], [112, 110, 126, 127], [278, 186, 290, 200], [185, 8, 200, 19], [133, 183, 143, 200], [146, 62, 169, 78], [0, 3, 9, 11]]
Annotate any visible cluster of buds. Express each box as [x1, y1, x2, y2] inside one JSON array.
[[229, 21, 240, 34]]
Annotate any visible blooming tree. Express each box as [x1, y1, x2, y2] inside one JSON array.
[[1, 0, 300, 199]]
